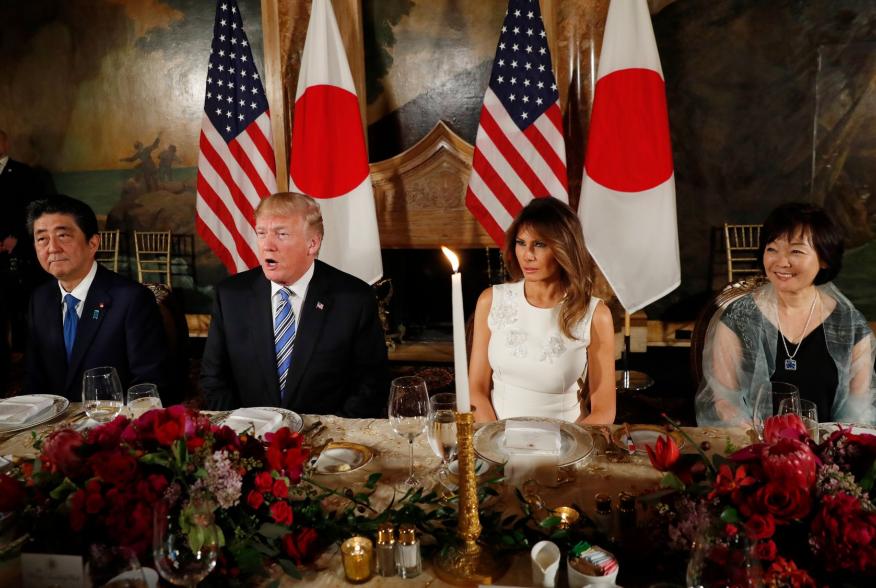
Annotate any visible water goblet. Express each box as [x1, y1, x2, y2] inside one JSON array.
[[388, 376, 430, 488], [426, 392, 457, 479], [126, 383, 162, 419], [153, 498, 220, 587], [752, 381, 800, 439], [83, 366, 124, 423], [779, 397, 819, 440]]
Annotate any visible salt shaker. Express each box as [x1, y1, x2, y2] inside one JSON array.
[[594, 493, 616, 542], [395, 523, 422, 578], [375, 522, 397, 577]]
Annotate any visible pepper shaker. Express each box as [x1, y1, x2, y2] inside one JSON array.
[[375, 523, 396, 577]]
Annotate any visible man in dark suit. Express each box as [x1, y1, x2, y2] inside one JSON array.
[[24, 195, 169, 402], [200, 192, 388, 417], [0, 129, 44, 352]]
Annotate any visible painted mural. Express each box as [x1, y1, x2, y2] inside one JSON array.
[[0, 0, 265, 311], [362, 0, 506, 162]]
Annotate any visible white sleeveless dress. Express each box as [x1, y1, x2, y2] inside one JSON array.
[[488, 281, 601, 422]]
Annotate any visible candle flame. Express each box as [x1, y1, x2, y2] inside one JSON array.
[[441, 246, 459, 272]]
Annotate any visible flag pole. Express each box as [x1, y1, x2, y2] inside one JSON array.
[[616, 311, 654, 393]]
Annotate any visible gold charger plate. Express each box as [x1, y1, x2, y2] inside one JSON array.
[[473, 417, 594, 467], [611, 424, 685, 455], [312, 442, 374, 474]]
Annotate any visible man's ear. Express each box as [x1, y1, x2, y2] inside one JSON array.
[[88, 233, 101, 254], [307, 233, 322, 256]]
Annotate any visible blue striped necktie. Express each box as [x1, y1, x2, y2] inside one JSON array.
[[274, 288, 296, 400], [63, 294, 80, 361]]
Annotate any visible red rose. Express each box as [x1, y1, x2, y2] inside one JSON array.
[[41, 429, 87, 478], [254, 471, 274, 493], [754, 539, 776, 561], [272, 478, 289, 499], [0, 473, 27, 512], [744, 514, 775, 540], [762, 414, 808, 444], [69, 489, 87, 531], [760, 438, 817, 489], [282, 527, 319, 564], [85, 491, 105, 514], [87, 415, 130, 448], [90, 450, 138, 485], [269, 500, 293, 526], [646, 434, 681, 472], [754, 482, 811, 522], [810, 492, 876, 573], [724, 523, 739, 537], [247, 490, 264, 510]]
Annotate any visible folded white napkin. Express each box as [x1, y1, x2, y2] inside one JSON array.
[[503, 421, 561, 486], [504, 420, 562, 453], [224, 408, 283, 437], [0, 395, 55, 425]]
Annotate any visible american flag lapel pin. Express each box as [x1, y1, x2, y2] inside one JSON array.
[[316, 302, 324, 310]]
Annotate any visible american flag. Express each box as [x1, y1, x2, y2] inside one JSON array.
[[196, 0, 277, 274], [466, 0, 568, 246]]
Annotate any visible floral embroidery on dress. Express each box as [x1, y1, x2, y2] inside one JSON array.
[[505, 329, 528, 358], [539, 336, 566, 363], [488, 285, 519, 331]]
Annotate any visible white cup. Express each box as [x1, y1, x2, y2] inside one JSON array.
[[530, 540, 561, 588], [567, 549, 619, 588]]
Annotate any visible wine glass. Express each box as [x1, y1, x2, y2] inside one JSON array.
[[126, 383, 162, 419], [153, 498, 220, 587], [752, 381, 800, 439], [86, 544, 147, 588], [686, 523, 762, 587], [83, 366, 124, 423], [427, 392, 457, 480], [388, 376, 430, 488], [779, 397, 819, 440]]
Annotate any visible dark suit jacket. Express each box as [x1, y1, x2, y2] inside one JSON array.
[[200, 260, 389, 417], [25, 264, 169, 402]]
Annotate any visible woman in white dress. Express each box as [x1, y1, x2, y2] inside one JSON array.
[[469, 198, 616, 424]]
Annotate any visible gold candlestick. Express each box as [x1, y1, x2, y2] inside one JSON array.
[[434, 411, 507, 585]]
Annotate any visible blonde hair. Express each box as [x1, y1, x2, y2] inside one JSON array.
[[503, 198, 594, 340], [255, 192, 324, 238]]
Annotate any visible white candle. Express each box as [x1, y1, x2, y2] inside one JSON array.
[[442, 246, 470, 413]]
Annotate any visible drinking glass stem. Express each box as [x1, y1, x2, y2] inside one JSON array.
[[408, 439, 415, 481]]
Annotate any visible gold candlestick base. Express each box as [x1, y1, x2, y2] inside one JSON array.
[[433, 412, 508, 585]]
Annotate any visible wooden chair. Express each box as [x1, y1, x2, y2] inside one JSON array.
[[96, 230, 120, 273], [690, 275, 768, 387], [134, 231, 172, 288], [724, 223, 763, 283]]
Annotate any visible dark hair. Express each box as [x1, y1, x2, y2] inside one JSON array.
[[26, 195, 99, 240], [503, 197, 594, 340], [758, 202, 844, 285]]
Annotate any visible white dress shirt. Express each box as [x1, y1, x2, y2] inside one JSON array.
[[0, 155, 9, 175], [60, 261, 98, 324], [270, 262, 315, 328]]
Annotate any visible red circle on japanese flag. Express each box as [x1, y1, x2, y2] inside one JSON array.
[[290, 85, 369, 198], [584, 68, 673, 192]]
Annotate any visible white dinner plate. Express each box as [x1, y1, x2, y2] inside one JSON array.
[[0, 394, 70, 434], [611, 424, 686, 456], [219, 407, 303, 436], [473, 417, 594, 467]]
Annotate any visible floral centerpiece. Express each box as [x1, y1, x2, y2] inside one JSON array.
[[0, 406, 618, 583], [644, 414, 876, 587], [0, 406, 324, 582]]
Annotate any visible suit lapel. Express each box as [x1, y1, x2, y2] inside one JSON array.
[[283, 262, 331, 408], [64, 266, 112, 392], [42, 287, 68, 385], [250, 273, 282, 403]]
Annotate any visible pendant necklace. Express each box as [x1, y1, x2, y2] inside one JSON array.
[[776, 291, 819, 371]]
